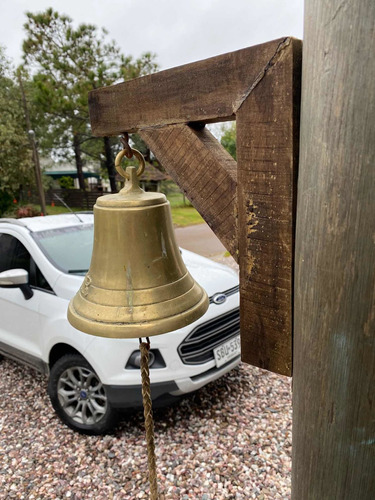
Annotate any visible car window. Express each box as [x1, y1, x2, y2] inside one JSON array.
[[31, 224, 93, 275], [0, 233, 53, 292]]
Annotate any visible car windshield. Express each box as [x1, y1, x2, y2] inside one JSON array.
[[32, 224, 93, 275]]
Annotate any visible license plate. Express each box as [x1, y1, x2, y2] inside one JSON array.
[[214, 335, 241, 367]]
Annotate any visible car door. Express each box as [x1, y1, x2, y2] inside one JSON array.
[[0, 231, 53, 371]]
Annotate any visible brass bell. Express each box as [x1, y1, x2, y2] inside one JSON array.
[[68, 149, 208, 338]]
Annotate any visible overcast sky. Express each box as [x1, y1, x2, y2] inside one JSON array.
[[0, 0, 304, 71]]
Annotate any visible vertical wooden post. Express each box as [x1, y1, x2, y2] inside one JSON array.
[[293, 0, 375, 498], [237, 38, 301, 376]]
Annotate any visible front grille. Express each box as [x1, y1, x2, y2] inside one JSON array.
[[178, 308, 240, 365]]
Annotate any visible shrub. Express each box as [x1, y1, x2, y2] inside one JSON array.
[[59, 176, 74, 189], [16, 205, 42, 218]]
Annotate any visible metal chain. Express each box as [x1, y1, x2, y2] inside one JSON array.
[[139, 338, 159, 500], [120, 132, 134, 158]]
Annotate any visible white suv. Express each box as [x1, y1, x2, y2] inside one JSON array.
[[0, 214, 240, 434]]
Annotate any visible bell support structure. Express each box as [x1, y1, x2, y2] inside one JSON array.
[[88, 37, 302, 376], [86, 20, 375, 500]]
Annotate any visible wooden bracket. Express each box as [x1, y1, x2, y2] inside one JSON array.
[[88, 37, 302, 376]]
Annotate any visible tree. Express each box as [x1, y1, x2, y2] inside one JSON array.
[[22, 8, 158, 192], [220, 122, 236, 160], [0, 47, 33, 215]]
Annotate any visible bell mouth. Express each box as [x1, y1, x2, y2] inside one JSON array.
[[68, 284, 209, 339]]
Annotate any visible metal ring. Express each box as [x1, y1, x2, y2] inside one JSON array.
[[115, 148, 145, 180]]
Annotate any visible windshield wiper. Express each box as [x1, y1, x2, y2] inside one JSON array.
[[68, 269, 89, 274]]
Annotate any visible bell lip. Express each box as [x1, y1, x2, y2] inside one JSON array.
[[67, 292, 209, 339]]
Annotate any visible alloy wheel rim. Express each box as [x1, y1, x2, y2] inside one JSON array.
[[57, 366, 107, 425]]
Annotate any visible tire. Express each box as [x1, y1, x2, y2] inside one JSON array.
[[48, 354, 118, 435]]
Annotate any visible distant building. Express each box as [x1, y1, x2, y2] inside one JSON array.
[[43, 160, 100, 190], [116, 162, 170, 192]]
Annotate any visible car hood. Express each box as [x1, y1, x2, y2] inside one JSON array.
[[180, 249, 238, 296], [53, 248, 238, 301]]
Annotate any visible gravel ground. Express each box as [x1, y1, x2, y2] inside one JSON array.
[[0, 360, 291, 499], [0, 254, 292, 499]]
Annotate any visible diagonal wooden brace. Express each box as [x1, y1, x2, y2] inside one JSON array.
[[140, 125, 238, 261]]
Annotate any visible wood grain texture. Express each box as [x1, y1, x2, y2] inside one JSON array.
[[89, 38, 290, 136], [237, 38, 301, 376], [140, 125, 238, 260], [293, 0, 375, 498]]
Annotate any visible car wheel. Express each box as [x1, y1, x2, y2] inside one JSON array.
[[48, 353, 118, 435]]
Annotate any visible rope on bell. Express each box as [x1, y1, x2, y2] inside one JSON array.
[[139, 338, 159, 500]]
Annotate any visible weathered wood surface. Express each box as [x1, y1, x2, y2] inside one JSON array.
[[293, 0, 375, 497], [237, 38, 301, 376], [88, 37, 302, 377], [89, 38, 292, 135], [140, 125, 238, 260]]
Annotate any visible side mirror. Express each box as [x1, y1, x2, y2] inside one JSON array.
[[0, 269, 29, 285], [0, 269, 34, 300]]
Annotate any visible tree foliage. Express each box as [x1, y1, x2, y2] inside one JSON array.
[[220, 122, 236, 160], [22, 8, 158, 192], [0, 47, 34, 214]]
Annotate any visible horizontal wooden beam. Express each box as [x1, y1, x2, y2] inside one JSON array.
[[89, 38, 291, 136], [140, 125, 238, 260]]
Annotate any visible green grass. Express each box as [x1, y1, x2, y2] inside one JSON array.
[[165, 192, 190, 208], [9, 199, 203, 228], [171, 206, 204, 227], [165, 192, 203, 226], [44, 205, 83, 215]]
